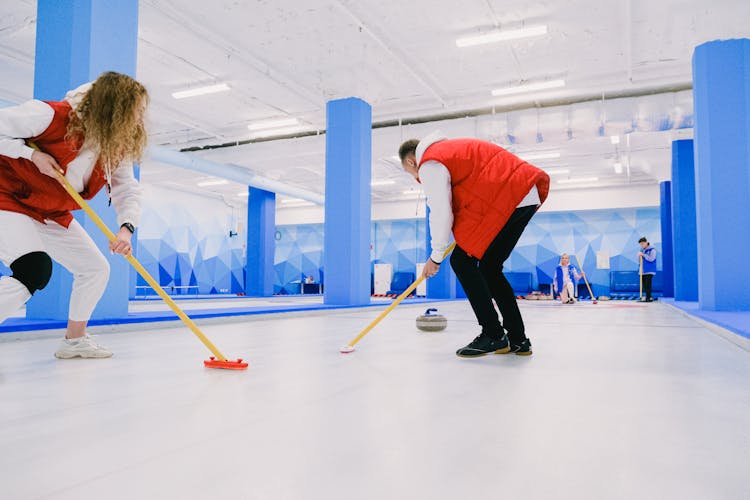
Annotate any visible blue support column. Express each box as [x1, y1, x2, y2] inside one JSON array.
[[425, 207, 456, 298], [323, 98, 372, 305], [128, 164, 140, 299], [659, 181, 674, 298], [670, 139, 699, 301], [693, 39, 750, 311], [246, 187, 276, 296], [26, 0, 139, 320]]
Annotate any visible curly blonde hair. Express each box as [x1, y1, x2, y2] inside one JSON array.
[[66, 71, 149, 174]]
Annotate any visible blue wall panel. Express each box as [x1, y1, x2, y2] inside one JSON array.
[[268, 207, 661, 298]]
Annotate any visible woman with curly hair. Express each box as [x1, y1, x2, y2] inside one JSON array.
[[0, 71, 148, 359]]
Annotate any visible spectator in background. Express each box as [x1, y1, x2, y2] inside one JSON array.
[[638, 237, 657, 302], [553, 253, 584, 304]]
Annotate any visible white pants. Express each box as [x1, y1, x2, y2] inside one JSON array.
[[557, 280, 575, 301], [0, 210, 109, 323]]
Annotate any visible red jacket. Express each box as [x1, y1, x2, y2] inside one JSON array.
[[420, 139, 549, 259], [0, 101, 106, 228]]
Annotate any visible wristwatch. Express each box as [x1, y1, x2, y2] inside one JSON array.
[[121, 222, 136, 234]]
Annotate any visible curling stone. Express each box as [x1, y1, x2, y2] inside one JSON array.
[[416, 308, 447, 332]]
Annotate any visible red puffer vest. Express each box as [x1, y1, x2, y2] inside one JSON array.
[[0, 101, 106, 228], [420, 139, 550, 259]]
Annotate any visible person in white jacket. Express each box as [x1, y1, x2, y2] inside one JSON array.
[[0, 71, 147, 359], [553, 253, 584, 304]]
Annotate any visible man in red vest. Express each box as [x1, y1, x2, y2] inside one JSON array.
[[399, 133, 549, 357], [0, 72, 148, 359]]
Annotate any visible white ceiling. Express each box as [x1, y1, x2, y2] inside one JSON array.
[[1, 0, 749, 207]]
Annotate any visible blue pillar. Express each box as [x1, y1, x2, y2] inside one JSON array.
[[128, 164, 140, 299], [425, 207, 456, 298], [323, 98, 372, 305], [246, 187, 276, 296], [670, 139, 699, 302], [693, 39, 750, 311], [659, 181, 674, 298], [26, 0, 139, 321]]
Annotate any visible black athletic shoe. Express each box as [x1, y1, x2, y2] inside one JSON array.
[[456, 333, 510, 358], [507, 339, 533, 356]]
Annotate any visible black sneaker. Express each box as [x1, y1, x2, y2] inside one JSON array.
[[507, 339, 533, 356], [456, 333, 510, 358]]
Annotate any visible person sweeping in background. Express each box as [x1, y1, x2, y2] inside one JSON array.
[[399, 133, 549, 357], [553, 253, 585, 304], [0, 71, 148, 359], [638, 236, 657, 302]]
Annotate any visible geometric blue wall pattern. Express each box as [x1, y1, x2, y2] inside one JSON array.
[[273, 219, 427, 294], [512, 207, 661, 297], [135, 185, 245, 296], [372, 219, 427, 276], [274, 224, 325, 295], [134, 184, 660, 299]]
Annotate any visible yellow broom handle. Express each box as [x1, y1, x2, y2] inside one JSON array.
[[345, 242, 457, 348], [56, 172, 227, 361], [573, 255, 595, 301]]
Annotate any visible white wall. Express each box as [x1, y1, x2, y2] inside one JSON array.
[[275, 183, 660, 225], [539, 184, 660, 212]]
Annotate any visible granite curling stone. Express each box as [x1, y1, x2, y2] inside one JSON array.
[[416, 308, 447, 332]]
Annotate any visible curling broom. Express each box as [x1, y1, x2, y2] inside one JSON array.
[[340, 242, 456, 353], [55, 171, 247, 370]]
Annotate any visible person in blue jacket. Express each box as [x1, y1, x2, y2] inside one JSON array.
[[638, 237, 657, 302], [553, 253, 584, 304]]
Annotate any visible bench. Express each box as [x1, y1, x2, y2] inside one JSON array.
[[505, 272, 533, 295], [609, 271, 663, 298]]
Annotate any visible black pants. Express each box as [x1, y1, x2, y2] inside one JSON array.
[[449, 205, 537, 344], [642, 274, 653, 299]]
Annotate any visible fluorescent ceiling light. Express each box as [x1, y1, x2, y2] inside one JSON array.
[[280, 198, 305, 204], [172, 83, 230, 99], [197, 179, 229, 187], [545, 168, 570, 175], [371, 179, 396, 186], [519, 151, 561, 161], [456, 25, 547, 47], [491, 79, 566, 97], [610, 135, 621, 145], [558, 177, 599, 184], [249, 125, 307, 138], [614, 162, 623, 174], [248, 118, 299, 131]]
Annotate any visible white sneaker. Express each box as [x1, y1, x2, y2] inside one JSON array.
[[54, 335, 113, 359]]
